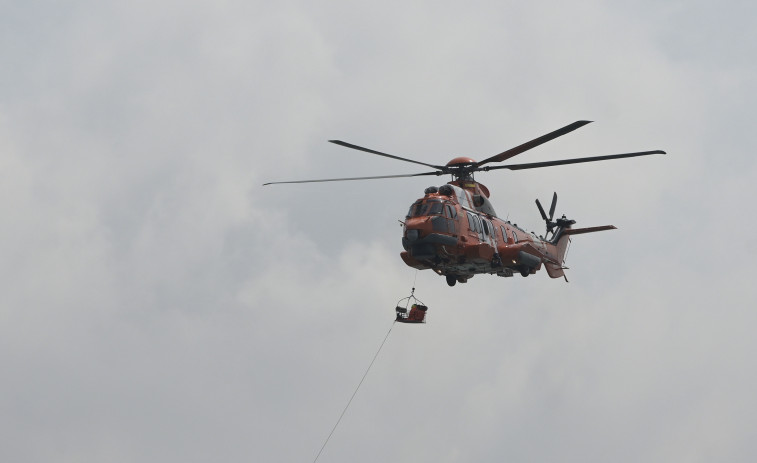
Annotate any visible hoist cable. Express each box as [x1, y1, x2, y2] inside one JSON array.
[[312, 321, 395, 463]]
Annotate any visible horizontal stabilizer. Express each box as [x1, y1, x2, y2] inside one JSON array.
[[562, 225, 617, 236]]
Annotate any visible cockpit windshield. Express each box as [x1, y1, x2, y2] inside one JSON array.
[[406, 199, 444, 218], [427, 200, 443, 215]]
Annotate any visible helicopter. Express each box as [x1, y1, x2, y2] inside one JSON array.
[[264, 120, 665, 286]]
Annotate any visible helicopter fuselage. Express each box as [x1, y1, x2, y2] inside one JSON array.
[[400, 181, 572, 285]]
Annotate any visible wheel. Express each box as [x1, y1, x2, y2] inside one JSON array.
[[446, 275, 457, 286], [520, 268, 530, 277]]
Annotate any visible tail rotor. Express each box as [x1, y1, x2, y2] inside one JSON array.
[[535, 192, 558, 239]]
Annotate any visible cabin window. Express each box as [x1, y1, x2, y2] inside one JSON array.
[[481, 219, 490, 236], [467, 212, 478, 233], [501, 226, 507, 242], [512, 230, 518, 243]]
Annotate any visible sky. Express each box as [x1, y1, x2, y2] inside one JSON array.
[[2, 1, 756, 462]]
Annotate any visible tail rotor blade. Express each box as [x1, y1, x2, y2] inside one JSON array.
[[549, 192, 557, 221], [536, 199, 549, 222]]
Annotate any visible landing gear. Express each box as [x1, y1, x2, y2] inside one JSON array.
[[446, 275, 457, 287], [520, 268, 530, 277]]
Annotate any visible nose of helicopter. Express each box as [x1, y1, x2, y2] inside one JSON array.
[[405, 228, 420, 242], [401, 216, 457, 260], [402, 217, 431, 253], [403, 217, 429, 242]]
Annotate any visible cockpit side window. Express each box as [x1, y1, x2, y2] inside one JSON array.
[[407, 201, 426, 218]]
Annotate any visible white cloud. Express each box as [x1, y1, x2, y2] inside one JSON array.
[[1, 1, 756, 462]]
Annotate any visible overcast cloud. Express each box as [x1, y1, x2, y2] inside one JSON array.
[[1, 1, 756, 462]]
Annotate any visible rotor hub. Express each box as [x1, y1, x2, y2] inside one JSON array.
[[446, 157, 477, 167]]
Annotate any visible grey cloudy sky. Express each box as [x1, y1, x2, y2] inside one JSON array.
[[2, 1, 756, 462]]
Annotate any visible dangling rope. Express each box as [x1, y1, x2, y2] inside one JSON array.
[[312, 321, 396, 463]]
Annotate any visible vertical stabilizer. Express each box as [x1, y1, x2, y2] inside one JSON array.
[[544, 232, 571, 279], [534, 193, 616, 280]]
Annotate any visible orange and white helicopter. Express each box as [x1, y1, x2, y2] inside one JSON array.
[[264, 121, 665, 286]]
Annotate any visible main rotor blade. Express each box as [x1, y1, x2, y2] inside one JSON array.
[[329, 140, 446, 170], [484, 150, 666, 171], [263, 171, 441, 186], [476, 120, 592, 167]]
